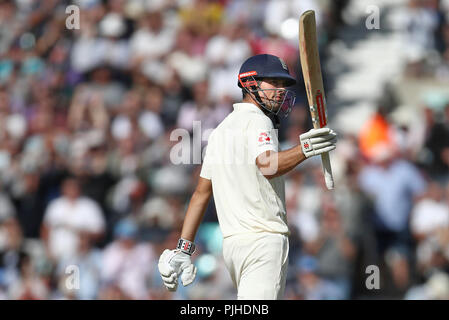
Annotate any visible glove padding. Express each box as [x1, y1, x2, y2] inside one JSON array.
[[158, 249, 197, 292], [300, 127, 337, 158]]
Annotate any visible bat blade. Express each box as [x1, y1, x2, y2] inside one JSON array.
[[299, 10, 334, 190]]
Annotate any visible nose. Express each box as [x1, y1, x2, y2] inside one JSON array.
[[277, 90, 285, 98]]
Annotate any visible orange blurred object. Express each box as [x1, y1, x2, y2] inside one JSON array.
[[359, 112, 395, 160]]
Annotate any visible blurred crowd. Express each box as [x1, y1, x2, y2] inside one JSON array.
[[0, 0, 448, 300]]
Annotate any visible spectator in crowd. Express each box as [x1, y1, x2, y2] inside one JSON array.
[[100, 218, 154, 300], [0, 216, 23, 281], [357, 139, 428, 296], [176, 80, 228, 135], [405, 271, 449, 300], [420, 101, 449, 181], [7, 250, 50, 300], [41, 177, 106, 262], [290, 255, 344, 300], [410, 182, 449, 280], [310, 199, 356, 299], [55, 229, 102, 299], [138, 87, 165, 142], [358, 141, 427, 256], [0, 187, 16, 224], [10, 171, 47, 239]]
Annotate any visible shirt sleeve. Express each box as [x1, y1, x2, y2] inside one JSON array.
[[247, 115, 279, 163]]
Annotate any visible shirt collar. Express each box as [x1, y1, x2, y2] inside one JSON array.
[[232, 102, 265, 116]]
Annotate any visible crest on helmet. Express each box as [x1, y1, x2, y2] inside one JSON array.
[[279, 58, 288, 71]]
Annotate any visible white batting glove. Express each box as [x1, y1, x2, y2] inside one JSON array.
[[300, 127, 337, 158], [158, 239, 197, 291]]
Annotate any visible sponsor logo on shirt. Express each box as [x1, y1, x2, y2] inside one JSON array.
[[258, 132, 272, 145]]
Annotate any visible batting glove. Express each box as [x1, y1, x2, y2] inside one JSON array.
[[300, 128, 337, 158], [158, 239, 197, 291]]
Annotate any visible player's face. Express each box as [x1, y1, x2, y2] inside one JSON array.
[[259, 78, 287, 96], [259, 78, 294, 115]]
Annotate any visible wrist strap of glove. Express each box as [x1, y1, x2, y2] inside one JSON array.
[[176, 238, 196, 255]]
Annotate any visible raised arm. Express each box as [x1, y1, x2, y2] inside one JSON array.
[[256, 128, 337, 179], [256, 146, 306, 179]]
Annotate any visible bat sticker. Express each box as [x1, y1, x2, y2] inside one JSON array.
[[316, 90, 327, 127]]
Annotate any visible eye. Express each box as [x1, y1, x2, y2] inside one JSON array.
[[264, 79, 285, 87], [275, 80, 285, 87]]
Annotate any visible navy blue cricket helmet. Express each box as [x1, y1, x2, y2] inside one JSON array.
[[237, 54, 297, 88], [237, 54, 297, 117]]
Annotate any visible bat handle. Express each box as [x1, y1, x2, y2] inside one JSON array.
[[320, 152, 334, 190]]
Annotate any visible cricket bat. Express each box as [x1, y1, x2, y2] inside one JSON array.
[[299, 10, 334, 190]]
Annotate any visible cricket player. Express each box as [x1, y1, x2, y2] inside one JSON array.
[[158, 54, 337, 299]]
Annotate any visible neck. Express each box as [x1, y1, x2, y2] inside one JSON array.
[[241, 97, 275, 123], [242, 96, 262, 110]]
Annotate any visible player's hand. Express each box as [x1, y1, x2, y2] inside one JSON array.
[[300, 128, 337, 158], [158, 249, 197, 291]]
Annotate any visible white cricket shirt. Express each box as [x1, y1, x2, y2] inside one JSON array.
[[200, 103, 289, 238]]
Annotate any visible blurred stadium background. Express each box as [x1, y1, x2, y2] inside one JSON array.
[[0, 0, 449, 300]]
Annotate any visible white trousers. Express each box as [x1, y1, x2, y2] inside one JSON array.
[[222, 232, 289, 300]]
